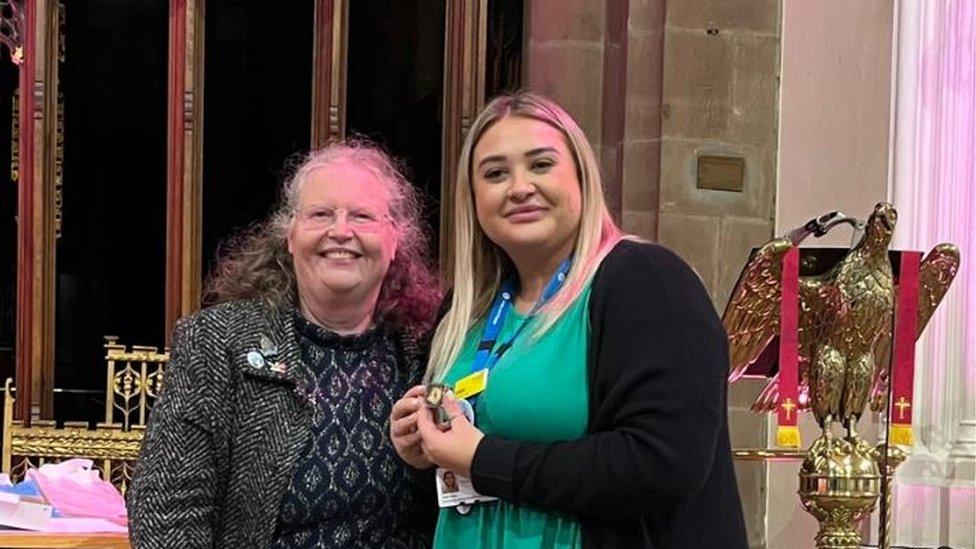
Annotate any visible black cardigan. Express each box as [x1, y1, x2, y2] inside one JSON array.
[[469, 241, 748, 548]]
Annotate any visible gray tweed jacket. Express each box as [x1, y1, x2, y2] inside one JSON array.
[[126, 298, 425, 548]]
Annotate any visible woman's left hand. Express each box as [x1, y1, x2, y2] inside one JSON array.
[[390, 385, 434, 470], [416, 395, 485, 477]]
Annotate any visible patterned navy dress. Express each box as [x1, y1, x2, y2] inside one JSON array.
[[271, 313, 431, 548]]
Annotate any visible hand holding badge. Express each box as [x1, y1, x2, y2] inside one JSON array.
[[423, 383, 475, 426], [423, 383, 451, 425], [420, 384, 494, 511], [423, 388, 496, 511]]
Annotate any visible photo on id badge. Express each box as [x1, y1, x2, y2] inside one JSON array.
[[436, 468, 498, 508]]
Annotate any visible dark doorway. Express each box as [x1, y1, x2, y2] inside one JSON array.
[[486, 0, 524, 98], [56, 0, 169, 423], [345, 0, 446, 240], [201, 0, 314, 281], [0, 45, 19, 392]]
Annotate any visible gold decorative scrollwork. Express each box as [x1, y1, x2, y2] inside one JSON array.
[[1, 334, 167, 494], [54, 89, 63, 237], [53, 2, 64, 238], [0, 0, 24, 65], [112, 364, 141, 429], [104, 336, 169, 429], [108, 459, 136, 497], [8, 455, 34, 484], [2, 380, 146, 493], [9, 427, 142, 460], [145, 367, 164, 399]]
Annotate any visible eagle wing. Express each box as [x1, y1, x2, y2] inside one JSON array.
[[916, 244, 960, 334], [724, 238, 794, 383], [869, 244, 960, 412]]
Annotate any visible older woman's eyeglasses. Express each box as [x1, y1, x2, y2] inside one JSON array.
[[294, 206, 394, 232]]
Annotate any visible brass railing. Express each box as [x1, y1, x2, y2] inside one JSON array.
[[1, 337, 168, 495]]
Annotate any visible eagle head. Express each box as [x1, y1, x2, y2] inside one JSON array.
[[864, 202, 897, 250]]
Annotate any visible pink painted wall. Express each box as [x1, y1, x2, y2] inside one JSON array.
[[775, 1, 894, 245]]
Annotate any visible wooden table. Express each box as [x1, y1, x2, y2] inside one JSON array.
[[0, 532, 129, 548]]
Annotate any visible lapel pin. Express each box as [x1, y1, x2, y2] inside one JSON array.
[[260, 335, 279, 357], [246, 351, 266, 369]]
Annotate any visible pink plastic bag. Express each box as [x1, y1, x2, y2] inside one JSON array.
[[26, 459, 127, 523]]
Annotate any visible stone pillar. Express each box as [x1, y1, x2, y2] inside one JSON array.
[[619, 0, 665, 240], [599, 0, 629, 218], [522, 0, 665, 240], [523, 0, 608, 145], [658, 3, 783, 540], [658, 0, 780, 308]]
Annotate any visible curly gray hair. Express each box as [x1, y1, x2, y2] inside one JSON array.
[[204, 139, 442, 334]]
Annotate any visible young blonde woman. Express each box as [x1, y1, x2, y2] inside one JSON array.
[[390, 93, 746, 548]]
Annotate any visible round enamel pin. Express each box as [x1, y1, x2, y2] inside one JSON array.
[[246, 351, 266, 368]]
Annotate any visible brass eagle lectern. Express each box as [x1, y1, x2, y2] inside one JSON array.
[[725, 202, 959, 548]]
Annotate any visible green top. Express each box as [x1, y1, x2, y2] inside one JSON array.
[[432, 283, 593, 549]]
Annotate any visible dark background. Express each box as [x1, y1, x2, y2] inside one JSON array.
[[55, 0, 169, 424], [1, 0, 523, 425], [201, 0, 314, 281]]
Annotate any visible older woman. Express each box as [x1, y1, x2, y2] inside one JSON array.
[[390, 93, 747, 548], [129, 141, 440, 548]]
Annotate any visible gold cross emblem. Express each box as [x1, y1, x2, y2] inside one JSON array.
[[895, 397, 912, 421], [781, 398, 796, 421]]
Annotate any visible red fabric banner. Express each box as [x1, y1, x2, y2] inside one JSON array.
[[890, 251, 922, 446], [776, 247, 801, 448]]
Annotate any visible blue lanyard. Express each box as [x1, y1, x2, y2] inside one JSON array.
[[469, 258, 572, 379]]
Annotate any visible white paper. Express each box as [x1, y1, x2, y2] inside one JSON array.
[[0, 495, 53, 531]]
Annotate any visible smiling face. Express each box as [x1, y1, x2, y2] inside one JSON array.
[[287, 159, 398, 310], [470, 115, 583, 262], [442, 471, 458, 491]]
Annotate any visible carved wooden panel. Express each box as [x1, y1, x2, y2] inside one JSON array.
[[440, 0, 487, 282], [165, 0, 204, 339], [311, 0, 347, 148], [15, 0, 60, 422], [13, 0, 34, 423], [0, 0, 24, 64]]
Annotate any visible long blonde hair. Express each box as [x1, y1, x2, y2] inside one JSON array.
[[426, 92, 628, 381]]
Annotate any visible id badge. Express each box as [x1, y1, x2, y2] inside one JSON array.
[[435, 468, 498, 509], [453, 369, 489, 400]]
